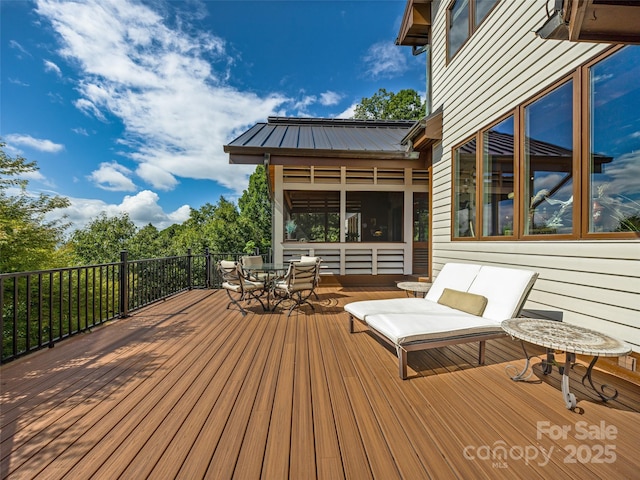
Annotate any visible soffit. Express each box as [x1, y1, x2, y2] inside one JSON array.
[[396, 0, 431, 47]]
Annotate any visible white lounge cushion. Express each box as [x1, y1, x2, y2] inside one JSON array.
[[366, 309, 503, 345], [466, 266, 538, 321], [424, 263, 482, 302], [344, 297, 429, 321]]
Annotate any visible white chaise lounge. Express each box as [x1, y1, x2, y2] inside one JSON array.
[[344, 263, 539, 379]]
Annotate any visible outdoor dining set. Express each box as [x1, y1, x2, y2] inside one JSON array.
[[217, 255, 322, 317]]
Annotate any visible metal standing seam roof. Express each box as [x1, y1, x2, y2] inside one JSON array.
[[224, 117, 417, 155]]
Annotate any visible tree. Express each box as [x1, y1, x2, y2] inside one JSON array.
[[70, 213, 137, 264], [238, 165, 272, 254], [353, 88, 425, 120], [0, 143, 71, 273]]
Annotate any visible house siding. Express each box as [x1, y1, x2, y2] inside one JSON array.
[[428, 1, 640, 350]]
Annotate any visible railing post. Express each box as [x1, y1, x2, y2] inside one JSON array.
[[187, 248, 193, 290], [119, 250, 129, 318], [205, 247, 211, 288]]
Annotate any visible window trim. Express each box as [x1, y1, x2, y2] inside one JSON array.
[[451, 45, 638, 241], [446, 0, 500, 63]]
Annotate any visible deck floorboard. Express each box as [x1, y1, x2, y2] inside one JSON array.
[[2, 287, 639, 479]]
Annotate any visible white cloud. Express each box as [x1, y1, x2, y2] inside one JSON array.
[[44, 59, 62, 76], [35, 0, 289, 194], [5, 134, 64, 153], [362, 41, 408, 79], [72, 127, 89, 136], [319, 91, 342, 106], [9, 40, 31, 57], [336, 103, 357, 119], [88, 161, 137, 191], [50, 190, 192, 231], [9, 78, 30, 87]]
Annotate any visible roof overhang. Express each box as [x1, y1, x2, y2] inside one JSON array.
[[401, 107, 443, 151], [395, 0, 431, 47], [225, 148, 420, 165], [536, 0, 640, 44]]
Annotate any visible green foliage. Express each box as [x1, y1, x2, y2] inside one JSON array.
[[353, 88, 425, 120], [0, 142, 71, 273], [70, 213, 137, 264], [238, 165, 272, 253]]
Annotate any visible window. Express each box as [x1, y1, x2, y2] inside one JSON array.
[[284, 191, 339, 242], [482, 115, 515, 237], [451, 45, 640, 241], [345, 192, 404, 242], [588, 47, 640, 234], [453, 138, 477, 238], [524, 81, 574, 236], [448, 0, 499, 60]]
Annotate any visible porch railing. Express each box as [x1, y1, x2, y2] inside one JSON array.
[[1, 249, 271, 363]]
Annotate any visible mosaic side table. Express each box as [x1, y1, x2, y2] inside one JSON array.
[[501, 318, 632, 409]]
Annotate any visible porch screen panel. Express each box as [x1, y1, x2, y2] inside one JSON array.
[[453, 139, 477, 238], [283, 190, 339, 242], [482, 116, 515, 236], [523, 80, 574, 236], [345, 192, 403, 242], [589, 46, 640, 233]]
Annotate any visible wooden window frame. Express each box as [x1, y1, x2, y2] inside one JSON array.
[[446, 0, 500, 63], [451, 45, 638, 242]]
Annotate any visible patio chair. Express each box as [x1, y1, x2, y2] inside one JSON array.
[[272, 260, 319, 317], [218, 260, 266, 316], [241, 255, 268, 281], [300, 255, 322, 299]]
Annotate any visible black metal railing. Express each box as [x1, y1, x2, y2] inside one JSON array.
[[1, 248, 272, 363]]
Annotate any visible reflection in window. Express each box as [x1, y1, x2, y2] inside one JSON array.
[[346, 192, 404, 242], [448, 0, 470, 60], [454, 139, 477, 237], [475, 0, 499, 27], [482, 116, 514, 236], [284, 190, 339, 242], [589, 46, 640, 233], [524, 81, 574, 235]]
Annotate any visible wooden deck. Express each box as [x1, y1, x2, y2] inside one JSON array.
[[2, 287, 639, 479]]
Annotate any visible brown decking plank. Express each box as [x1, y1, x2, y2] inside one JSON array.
[[307, 311, 345, 480], [232, 314, 290, 480], [314, 310, 374, 480], [203, 313, 285, 479], [260, 313, 297, 480], [289, 313, 317, 480], [81, 306, 256, 479], [2, 291, 223, 478], [23, 293, 240, 479], [160, 308, 273, 479]]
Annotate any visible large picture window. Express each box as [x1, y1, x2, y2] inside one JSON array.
[[451, 45, 639, 241], [482, 115, 515, 237], [588, 47, 640, 233], [453, 138, 477, 238], [524, 81, 574, 236]]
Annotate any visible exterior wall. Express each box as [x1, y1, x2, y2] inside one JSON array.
[[272, 165, 427, 276], [428, 0, 640, 350]]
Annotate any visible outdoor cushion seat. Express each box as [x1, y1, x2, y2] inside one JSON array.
[[218, 260, 266, 316], [344, 262, 538, 379], [272, 260, 319, 317]]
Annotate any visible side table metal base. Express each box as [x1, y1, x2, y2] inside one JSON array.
[[506, 341, 620, 409]]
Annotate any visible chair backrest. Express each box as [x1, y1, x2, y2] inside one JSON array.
[[241, 255, 263, 268], [219, 260, 240, 284], [424, 263, 482, 302], [300, 255, 322, 286], [467, 266, 539, 321], [284, 260, 317, 291]]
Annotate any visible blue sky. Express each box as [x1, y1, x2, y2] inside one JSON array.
[[1, 0, 425, 231]]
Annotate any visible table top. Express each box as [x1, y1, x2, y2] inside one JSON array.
[[243, 263, 289, 271], [396, 281, 432, 293], [501, 318, 632, 357]]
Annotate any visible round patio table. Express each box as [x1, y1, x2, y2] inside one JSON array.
[[397, 281, 431, 297], [243, 263, 289, 310], [501, 318, 632, 409]]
